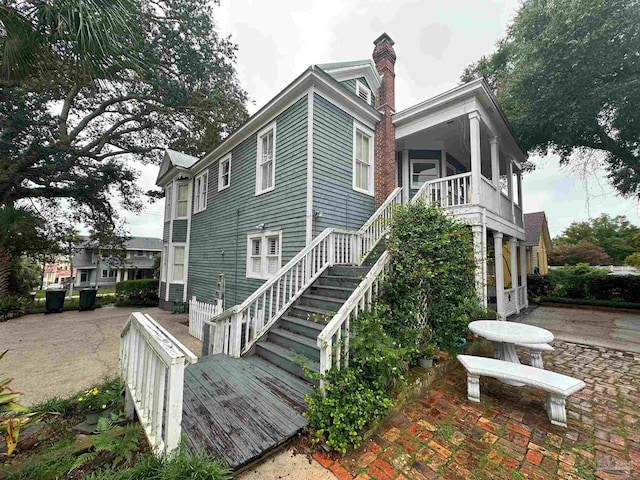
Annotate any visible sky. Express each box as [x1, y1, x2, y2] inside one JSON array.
[[125, 0, 639, 240]]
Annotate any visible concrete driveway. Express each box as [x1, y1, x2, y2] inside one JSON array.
[[522, 305, 640, 353], [0, 306, 200, 406]]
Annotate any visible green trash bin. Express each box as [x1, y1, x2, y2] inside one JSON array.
[[45, 290, 66, 314], [79, 288, 97, 311]]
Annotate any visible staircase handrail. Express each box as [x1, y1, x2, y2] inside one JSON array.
[[316, 250, 392, 386]]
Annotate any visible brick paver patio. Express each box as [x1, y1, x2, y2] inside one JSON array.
[[315, 341, 640, 480]]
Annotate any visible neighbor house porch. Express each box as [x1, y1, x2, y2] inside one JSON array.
[[393, 80, 528, 318]]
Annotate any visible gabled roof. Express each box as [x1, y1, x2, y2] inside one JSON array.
[[316, 59, 382, 93], [524, 212, 551, 248], [125, 237, 162, 251], [156, 149, 199, 185]]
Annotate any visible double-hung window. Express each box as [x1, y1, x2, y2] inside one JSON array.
[[352, 125, 374, 196], [256, 123, 276, 195], [101, 269, 115, 278], [164, 185, 172, 221], [246, 231, 281, 280], [172, 245, 185, 282], [218, 154, 231, 191], [194, 171, 208, 213], [175, 183, 189, 218]]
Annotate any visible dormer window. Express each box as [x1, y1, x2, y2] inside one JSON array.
[[355, 80, 371, 105]]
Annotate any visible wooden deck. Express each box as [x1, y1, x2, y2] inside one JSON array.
[[181, 354, 313, 470]]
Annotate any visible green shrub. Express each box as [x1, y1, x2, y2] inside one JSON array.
[[527, 274, 552, 297], [0, 295, 27, 320], [385, 201, 480, 349], [305, 366, 393, 455], [115, 279, 158, 306], [544, 264, 640, 302]]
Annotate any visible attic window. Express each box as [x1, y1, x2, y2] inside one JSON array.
[[355, 80, 371, 104]]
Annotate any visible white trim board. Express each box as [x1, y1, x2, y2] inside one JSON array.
[[305, 88, 314, 245]]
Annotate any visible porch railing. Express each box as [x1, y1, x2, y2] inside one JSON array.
[[514, 203, 523, 228], [504, 288, 517, 317], [201, 188, 402, 358], [317, 250, 392, 386], [480, 176, 499, 214], [500, 193, 512, 221], [412, 172, 472, 207], [516, 285, 526, 310], [120, 312, 197, 455]]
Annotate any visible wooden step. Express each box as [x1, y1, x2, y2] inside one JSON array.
[[288, 304, 336, 321], [279, 315, 326, 338], [309, 284, 354, 300], [255, 341, 319, 383], [299, 293, 344, 310], [268, 328, 320, 359], [328, 265, 371, 277], [316, 275, 361, 288]]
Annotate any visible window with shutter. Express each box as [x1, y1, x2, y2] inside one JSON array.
[[246, 231, 281, 279]]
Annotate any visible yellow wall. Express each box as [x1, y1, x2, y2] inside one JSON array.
[[502, 242, 524, 288], [528, 236, 549, 275]]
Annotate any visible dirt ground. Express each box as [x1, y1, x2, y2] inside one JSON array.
[[0, 306, 200, 406]]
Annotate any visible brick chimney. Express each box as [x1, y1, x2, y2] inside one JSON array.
[[373, 33, 396, 206]]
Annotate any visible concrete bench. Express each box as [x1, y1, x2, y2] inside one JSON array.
[[457, 355, 585, 427], [513, 342, 554, 369]]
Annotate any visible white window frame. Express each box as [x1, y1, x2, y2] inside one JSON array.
[[352, 123, 375, 196], [171, 244, 186, 283], [174, 181, 189, 219], [101, 269, 115, 278], [410, 158, 440, 190], [218, 154, 231, 192], [255, 123, 276, 196], [355, 79, 371, 105], [164, 185, 172, 222], [194, 170, 208, 213], [245, 230, 282, 280], [161, 244, 168, 281]]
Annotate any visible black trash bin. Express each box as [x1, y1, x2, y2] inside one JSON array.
[[45, 290, 66, 314], [79, 288, 97, 311]]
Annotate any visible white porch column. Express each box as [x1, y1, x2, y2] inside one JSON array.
[[469, 112, 482, 205], [520, 241, 528, 308], [493, 232, 505, 320], [507, 159, 515, 223], [472, 225, 487, 308], [116, 269, 121, 283], [402, 149, 410, 203], [124, 269, 129, 281], [490, 137, 500, 211], [510, 237, 519, 313], [517, 171, 524, 225]]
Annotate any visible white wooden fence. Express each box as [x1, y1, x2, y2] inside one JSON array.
[[188, 296, 222, 341], [316, 250, 392, 387], [202, 188, 403, 359], [120, 312, 197, 455]]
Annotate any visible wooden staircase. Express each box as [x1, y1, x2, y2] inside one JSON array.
[[252, 265, 371, 383], [181, 265, 371, 470]]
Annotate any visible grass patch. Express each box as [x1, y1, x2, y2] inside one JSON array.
[[539, 296, 640, 310], [33, 287, 116, 299]]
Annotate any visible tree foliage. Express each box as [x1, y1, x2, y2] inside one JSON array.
[[0, 0, 248, 234], [548, 240, 612, 266], [551, 214, 639, 264], [462, 0, 640, 197]]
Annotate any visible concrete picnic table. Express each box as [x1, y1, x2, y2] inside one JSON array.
[[468, 320, 554, 385]]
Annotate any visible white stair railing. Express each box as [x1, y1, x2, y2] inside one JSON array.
[[201, 188, 403, 359], [316, 251, 392, 386], [120, 312, 197, 455]]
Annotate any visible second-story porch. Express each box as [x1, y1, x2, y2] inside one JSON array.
[[393, 79, 528, 319]]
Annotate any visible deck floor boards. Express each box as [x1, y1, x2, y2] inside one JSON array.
[[181, 354, 311, 470]]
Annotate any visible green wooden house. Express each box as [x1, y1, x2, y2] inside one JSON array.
[[135, 33, 534, 468]]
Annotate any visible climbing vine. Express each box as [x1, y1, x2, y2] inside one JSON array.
[[306, 201, 480, 453]]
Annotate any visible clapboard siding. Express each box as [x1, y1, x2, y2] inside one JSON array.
[[313, 93, 376, 234], [339, 77, 375, 107], [172, 219, 188, 243], [188, 96, 308, 307], [168, 283, 183, 302]]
